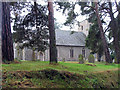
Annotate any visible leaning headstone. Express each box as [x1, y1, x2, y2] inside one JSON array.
[[78, 54, 84, 64], [88, 54, 95, 63], [62, 58, 65, 62], [23, 48, 33, 61]]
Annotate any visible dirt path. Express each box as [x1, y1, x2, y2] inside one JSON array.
[[93, 68, 120, 74]]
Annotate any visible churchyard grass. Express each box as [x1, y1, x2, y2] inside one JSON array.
[[2, 61, 119, 74], [2, 61, 120, 88]]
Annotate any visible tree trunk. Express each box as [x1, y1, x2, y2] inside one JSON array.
[[0, 3, 2, 63], [97, 53, 101, 62], [94, 2, 112, 63], [108, 2, 120, 64], [32, 50, 36, 61], [34, 0, 37, 30], [2, 2, 14, 62], [48, 1, 57, 64]]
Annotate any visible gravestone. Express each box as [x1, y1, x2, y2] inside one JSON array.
[[78, 54, 84, 64], [88, 54, 95, 63]]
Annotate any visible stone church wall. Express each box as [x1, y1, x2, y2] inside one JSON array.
[[14, 45, 90, 62]]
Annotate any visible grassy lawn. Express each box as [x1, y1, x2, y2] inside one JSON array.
[[2, 61, 119, 74], [2, 61, 120, 88]]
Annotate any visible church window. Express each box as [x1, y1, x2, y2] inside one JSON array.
[[82, 48, 85, 57], [70, 48, 74, 58], [81, 25, 83, 30]]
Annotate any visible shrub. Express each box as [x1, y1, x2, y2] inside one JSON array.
[[114, 57, 117, 63], [14, 58, 19, 61], [62, 58, 65, 62], [2, 59, 11, 64], [88, 54, 95, 63], [13, 58, 22, 64], [78, 54, 84, 64]]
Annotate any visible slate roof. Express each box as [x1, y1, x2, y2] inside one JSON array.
[[55, 30, 86, 47]]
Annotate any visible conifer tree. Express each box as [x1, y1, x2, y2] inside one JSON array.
[[2, 2, 14, 62], [48, 1, 57, 64], [13, 2, 49, 52], [56, 2, 112, 63]]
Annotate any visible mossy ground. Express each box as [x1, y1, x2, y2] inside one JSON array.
[[2, 61, 120, 88], [2, 69, 120, 88]]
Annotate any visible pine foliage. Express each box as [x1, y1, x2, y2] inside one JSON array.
[[12, 3, 49, 52]]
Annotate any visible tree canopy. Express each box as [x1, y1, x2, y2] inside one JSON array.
[[12, 2, 49, 52], [56, 1, 120, 63]]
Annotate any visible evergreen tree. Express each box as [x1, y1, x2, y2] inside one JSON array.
[[56, 2, 112, 63], [107, 1, 120, 63], [86, 20, 104, 62], [0, 3, 2, 62], [12, 1, 58, 63], [48, 1, 57, 64], [94, 2, 112, 63], [2, 2, 14, 62], [13, 2, 49, 52]]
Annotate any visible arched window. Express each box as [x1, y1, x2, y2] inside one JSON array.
[[70, 48, 74, 58], [81, 25, 83, 30], [82, 48, 85, 57]]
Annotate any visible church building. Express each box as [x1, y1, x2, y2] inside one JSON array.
[[14, 19, 93, 61]]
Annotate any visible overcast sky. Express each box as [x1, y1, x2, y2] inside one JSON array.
[[54, 4, 87, 31], [12, 0, 117, 32], [11, 1, 87, 32], [38, 0, 87, 31]]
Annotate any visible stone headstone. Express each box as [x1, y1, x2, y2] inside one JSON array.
[[78, 54, 84, 64], [88, 54, 95, 63]]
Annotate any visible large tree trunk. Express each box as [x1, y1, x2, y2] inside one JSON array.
[[97, 53, 101, 62], [94, 2, 112, 63], [108, 2, 120, 64], [0, 3, 2, 63], [48, 1, 57, 64], [2, 2, 14, 62]]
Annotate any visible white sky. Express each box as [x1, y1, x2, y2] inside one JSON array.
[[11, 1, 87, 32], [53, 4, 87, 31], [11, 0, 117, 32], [38, 0, 87, 31]]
